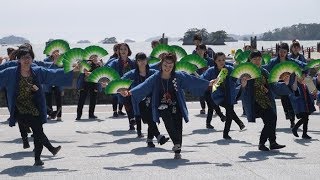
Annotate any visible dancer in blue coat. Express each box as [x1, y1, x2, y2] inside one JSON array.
[[120, 52, 216, 159], [240, 51, 292, 151], [122, 52, 169, 147], [0, 48, 77, 166], [201, 52, 245, 139]]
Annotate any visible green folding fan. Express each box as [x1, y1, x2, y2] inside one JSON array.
[[234, 49, 243, 59], [84, 45, 108, 60], [43, 39, 70, 56], [150, 44, 174, 58], [231, 62, 261, 79], [235, 50, 250, 64], [55, 53, 65, 67], [105, 79, 133, 94], [262, 53, 272, 65], [268, 61, 302, 83], [148, 58, 161, 65], [87, 67, 120, 83], [175, 61, 198, 74], [212, 68, 229, 92], [63, 48, 85, 73], [79, 60, 91, 73], [171, 45, 187, 61], [305, 59, 320, 70], [180, 54, 207, 69]]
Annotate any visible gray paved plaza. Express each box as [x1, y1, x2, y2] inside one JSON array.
[[1, 101, 320, 179]]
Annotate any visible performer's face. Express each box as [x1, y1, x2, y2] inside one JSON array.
[[161, 60, 174, 74], [250, 57, 262, 67]]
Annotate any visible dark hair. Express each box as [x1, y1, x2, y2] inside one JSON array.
[[249, 50, 262, 61], [213, 52, 225, 61], [193, 34, 202, 42], [119, 43, 132, 56], [16, 48, 35, 60], [151, 40, 159, 47], [19, 43, 33, 50], [279, 42, 289, 52], [9, 50, 18, 60], [113, 43, 120, 52], [134, 52, 149, 72], [159, 52, 177, 73], [290, 40, 301, 53], [196, 44, 207, 50], [135, 52, 147, 60], [7, 47, 15, 56]]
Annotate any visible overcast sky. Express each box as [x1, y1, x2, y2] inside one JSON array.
[[1, 0, 319, 43]]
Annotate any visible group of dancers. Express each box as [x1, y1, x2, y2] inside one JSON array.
[[0, 36, 319, 165]]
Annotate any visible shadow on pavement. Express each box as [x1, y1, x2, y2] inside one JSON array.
[[238, 150, 304, 162], [0, 166, 77, 177]]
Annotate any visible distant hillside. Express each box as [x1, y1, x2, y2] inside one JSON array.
[[145, 36, 181, 42], [0, 35, 30, 44], [77, 40, 91, 43], [228, 34, 263, 41], [260, 23, 320, 41], [124, 39, 135, 43]]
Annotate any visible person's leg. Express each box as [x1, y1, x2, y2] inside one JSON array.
[[53, 87, 62, 119], [199, 95, 206, 114], [281, 95, 295, 128], [18, 120, 30, 149], [76, 89, 88, 120], [223, 104, 233, 139], [45, 90, 53, 119], [302, 115, 311, 139], [204, 92, 214, 128], [123, 97, 135, 130], [112, 95, 118, 117], [88, 85, 98, 118]]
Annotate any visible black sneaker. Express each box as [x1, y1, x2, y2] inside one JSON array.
[[159, 136, 170, 145], [174, 153, 182, 159], [129, 125, 135, 131], [147, 142, 155, 148], [51, 146, 61, 156], [302, 134, 312, 139], [240, 124, 246, 131], [23, 138, 30, 149], [206, 124, 214, 129], [89, 115, 98, 119], [223, 134, 232, 140], [220, 115, 226, 122], [113, 112, 118, 117], [33, 160, 44, 166], [270, 143, 286, 150], [137, 131, 144, 138], [258, 144, 270, 151], [118, 111, 126, 116], [292, 128, 299, 137], [200, 109, 205, 114]]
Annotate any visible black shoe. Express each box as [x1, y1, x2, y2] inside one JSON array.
[[302, 134, 312, 139], [258, 144, 270, 151], [200, 109, 205, 114], [33, 160, 44, 166], [147, 142, 155, 148], [89, 115, 98, 119], [223, 134, 232, 140], [270, 143, 286, 150], [159, 136, 170, 145], [113, 112, 118, 117], [130, 118, 136, 126], [23, 138, 30, 149], [51, 146, 61, 156], [206, 124, 214, 129], [75, 115, 81, 120], [50, 111, 58, 119], [137, 131, 144, 138], [118, 111, 126, 116], [129, 125, 135, 131], [174, 153, 182, 159], [290, 120, 295, 129], [240, 124, 246, 131], [220, 115, 226, 122], [292, 128, 299, 137]]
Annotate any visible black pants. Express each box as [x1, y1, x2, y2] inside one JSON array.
[[112, 95, 123, 112], [18, 120, 30, 139], [280, 95, 295, 122], [77, 83, 98, 117], [135, 100, 160, 139], [160, 106, 183, 153], [255, 103, 277, 145], [45, 86, 62, 117], [222, 103, 244, 136], [123, 96, 135, 124], [204, 91, 224, 124], [15, 112, 54, 161], [199, 95, 206, 110], [295, 112, 309, 134]]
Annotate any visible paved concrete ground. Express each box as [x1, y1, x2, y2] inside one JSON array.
[[0, 101, 320, 180]]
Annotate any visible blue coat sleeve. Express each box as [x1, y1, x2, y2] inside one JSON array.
[[0, 61, 18, 71], [200, 67, 215, 81], [0, 68, 10, 87], [179, 72, 210, 97], [33, 61, 53, 68], [36, 67, 73, 87], [270, 82, 292, 96]]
